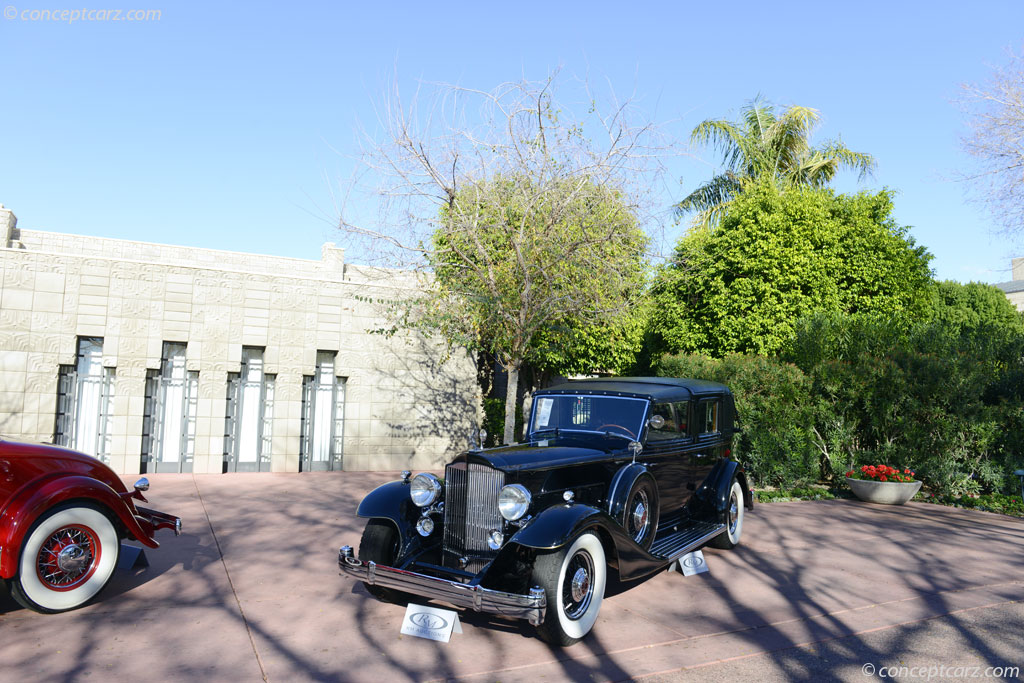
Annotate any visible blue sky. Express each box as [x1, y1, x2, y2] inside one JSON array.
[[1, 0, 1022, 283]]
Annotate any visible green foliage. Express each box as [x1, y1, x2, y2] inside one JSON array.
[[676, 98, 875, 229], [923, 491, 1024, 517], [755, 486, 840, 503], [431, 175, 648, 367], [923, 280, 1024, 335], [428, 174, 648, 442], [653, 352, 820, 487], [529, 306, 647, 376], [650, 183, 934, 358], [785, 314, 1024, 496], [482, 398, 523, 447]]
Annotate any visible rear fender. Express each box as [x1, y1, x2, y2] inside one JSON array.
[[689, 459, 752, 520], [0, 475, 156, 580]]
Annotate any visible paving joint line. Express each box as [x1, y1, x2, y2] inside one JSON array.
[[192, 473, 270, 682]]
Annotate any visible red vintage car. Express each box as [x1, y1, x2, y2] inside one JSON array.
[[0, 438, 181, 613]]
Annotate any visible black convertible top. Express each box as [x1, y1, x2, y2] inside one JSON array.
[[538, 376, 731, 401]]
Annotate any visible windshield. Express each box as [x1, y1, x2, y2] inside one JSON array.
[[529, 395, 648, 440]]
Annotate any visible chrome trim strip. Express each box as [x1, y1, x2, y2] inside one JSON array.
[[338, 546, 546, 626]]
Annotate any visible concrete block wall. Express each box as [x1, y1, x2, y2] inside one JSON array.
[[0, 220, 479, 474]]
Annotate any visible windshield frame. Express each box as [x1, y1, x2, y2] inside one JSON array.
[[528, 394, 651, 441]]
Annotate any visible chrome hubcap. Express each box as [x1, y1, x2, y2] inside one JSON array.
[[630, 489, 650, 542], [728, 493, 739, 535], [37, 525, 98, 589], [563, 550, 595, 620], [57, 545, 88, 573], [571, 567, 590, 602]]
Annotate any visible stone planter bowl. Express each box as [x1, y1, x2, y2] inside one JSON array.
[[846, 477, 922, 505]]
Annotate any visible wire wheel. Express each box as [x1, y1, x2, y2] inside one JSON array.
[[36, 524, 101, 591], [11, 505, 120, 613]]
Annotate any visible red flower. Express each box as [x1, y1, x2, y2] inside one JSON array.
[[880, 475, 888, 482]]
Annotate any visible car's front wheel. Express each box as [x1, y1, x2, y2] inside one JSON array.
[[531, 530, 606, 646], [11, 504, 120, 613], [357, 519, 408, 603]]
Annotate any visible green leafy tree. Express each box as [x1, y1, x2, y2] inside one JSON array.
[[429, 176, 648, 444], [337, 76, 664, 444], [650, 182, 934, 358], [676, 98, 875, 229]]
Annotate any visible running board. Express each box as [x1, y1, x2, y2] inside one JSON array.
[[649, 520, 725, 561]]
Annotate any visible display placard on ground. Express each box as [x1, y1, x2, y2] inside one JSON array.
[[670, 550, 709, 576], [400, 604, 463, 643]]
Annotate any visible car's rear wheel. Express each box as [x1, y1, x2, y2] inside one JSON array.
[[531, 530, 606, 646], [11, 504, 120, 613], [358, 519, 409, 603], [709, 479, 745, 549]]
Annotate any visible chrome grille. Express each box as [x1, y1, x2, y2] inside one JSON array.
[[443, 463, 505, 564]]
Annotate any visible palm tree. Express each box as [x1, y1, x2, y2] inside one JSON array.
[[676, 98, 876, 229]]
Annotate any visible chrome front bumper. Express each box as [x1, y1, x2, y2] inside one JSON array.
[[338, 546, 547, 626]]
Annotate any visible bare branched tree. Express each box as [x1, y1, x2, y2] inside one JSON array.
[[959, 48, 1024, 241], [337, 74, 669, 443]]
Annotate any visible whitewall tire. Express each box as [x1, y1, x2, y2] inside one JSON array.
[[11, 505, 120, 613], [710, 480, 744, 549], [532, 531, 607, 646]]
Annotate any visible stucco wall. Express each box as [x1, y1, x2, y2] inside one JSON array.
[[0, 221, 478, 474]]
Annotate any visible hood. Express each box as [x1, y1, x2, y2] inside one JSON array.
[[463, 434, 629, 472]]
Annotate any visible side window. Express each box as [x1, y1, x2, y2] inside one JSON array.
[[699, 400, 719, 435], [645, 403, 678, 442], [672, 401, 690, 435]]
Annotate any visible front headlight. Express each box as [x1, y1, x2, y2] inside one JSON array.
[[410, 473, 442, 507], [498, 484, 531, 521]]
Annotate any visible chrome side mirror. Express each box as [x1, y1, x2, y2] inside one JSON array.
[[629, 441, 643, 461], [134, 477, 150, 492]]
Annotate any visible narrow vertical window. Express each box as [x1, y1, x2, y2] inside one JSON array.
[[699, 400, 719, 435], [224, 347, 275, 472], [300, 351, 345, 471], [142, 342, 198, 473], [54, 337, 114, 462]]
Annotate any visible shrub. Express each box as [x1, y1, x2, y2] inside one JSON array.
[[786, 314, 1024, 496], [654, 353, 820, 487]]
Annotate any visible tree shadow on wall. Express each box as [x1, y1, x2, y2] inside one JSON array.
[[373, 335, 480, 469]]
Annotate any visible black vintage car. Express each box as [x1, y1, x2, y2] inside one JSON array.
[[338, 377, 752, 645]]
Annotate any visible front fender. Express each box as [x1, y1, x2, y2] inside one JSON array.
[[509, 504, 610, 551], [355, 480, 418, 540], [0, 474, 156, 580]]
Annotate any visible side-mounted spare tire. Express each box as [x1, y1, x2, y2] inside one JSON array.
[[622, 473, 659, 550]]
